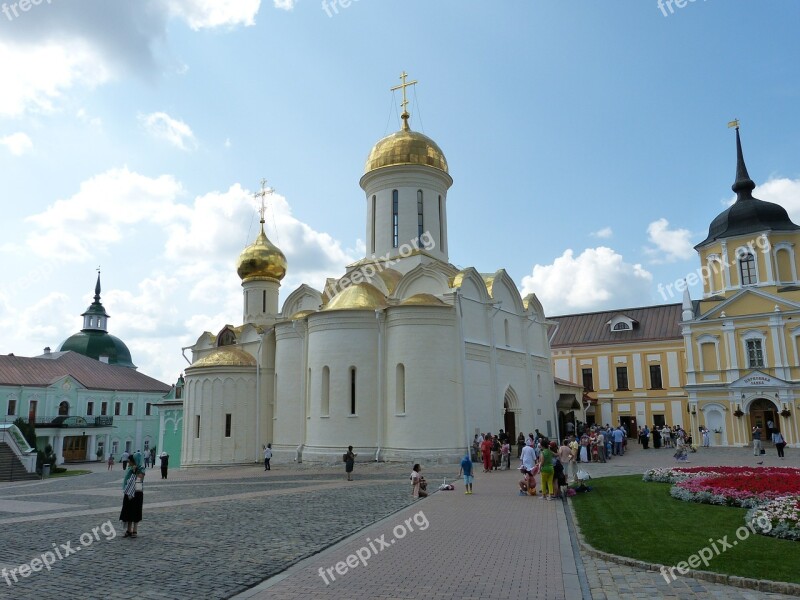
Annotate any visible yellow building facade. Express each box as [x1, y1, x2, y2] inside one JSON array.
[[550, 304, 687, 435], [682, 127, 800, 447], [549, 128, 800, 447]]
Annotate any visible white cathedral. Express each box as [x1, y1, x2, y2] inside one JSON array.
[[181, 79, 563, 465]]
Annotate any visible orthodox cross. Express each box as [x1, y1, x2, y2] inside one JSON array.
[[391, 71, 418, 129], [254, 178, 273, 224]]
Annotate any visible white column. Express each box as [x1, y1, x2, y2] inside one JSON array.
[[87, 434, 96, 461], [53, 434, 63, 465]]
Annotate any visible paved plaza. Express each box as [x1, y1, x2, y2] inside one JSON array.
[[0, 444, 797, 599]]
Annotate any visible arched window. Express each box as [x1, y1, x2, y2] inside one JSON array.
[[739, 253, 757, 286], [396, 363, 406, 414], [417, 190, 424, 240], [262, 290, 267, 313], [58, 401, 69, 416], [371, 195, 376, 254], [349, 367, 357, 415], [613, 322, 631, 331], [321, 366, 330, 416], [392, 190, 399, 249], [438, 195, 444, 252]]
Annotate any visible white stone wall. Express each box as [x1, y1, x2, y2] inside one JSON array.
[[273, 322, 305, 458]]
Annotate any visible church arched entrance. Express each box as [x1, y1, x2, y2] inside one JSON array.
[[748, 397, 779, 440], [503, 388, 518, 440]]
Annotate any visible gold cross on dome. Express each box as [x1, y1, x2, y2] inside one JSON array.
[[391, 71, 418, 129], [254, 178, 274, 223]]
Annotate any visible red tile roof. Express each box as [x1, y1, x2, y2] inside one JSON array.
[[549, 304, 683, 347], [0, 351, 171, 393]]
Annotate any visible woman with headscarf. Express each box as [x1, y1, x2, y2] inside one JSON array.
[[120, 451, 145, 537]]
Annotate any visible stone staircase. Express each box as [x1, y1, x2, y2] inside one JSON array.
[[0, 442, 40, 482]]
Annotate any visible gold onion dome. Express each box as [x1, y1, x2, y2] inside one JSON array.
[[364, 119, 448, 175], [237, 222, 287, 282], [324, 283, 388, 311], [400, 293, 446, 306], [190, 346, 257, 369]]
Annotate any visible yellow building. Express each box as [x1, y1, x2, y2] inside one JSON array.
[[549, 127, 799, 447], [549, 304, 687, 435], [682, 126, 800, 448]]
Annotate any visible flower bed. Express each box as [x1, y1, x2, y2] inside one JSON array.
[[642, 465, 761, 484], [747, 496, 800, 541]]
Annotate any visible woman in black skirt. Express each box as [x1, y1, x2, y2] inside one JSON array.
[[120, 452, 145, 538]]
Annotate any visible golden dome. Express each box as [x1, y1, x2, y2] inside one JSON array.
[[324, 283, 387, 311], [400, 293, 446, 306], [289, 309, 315, 320], [189, 346, 257, 369], [377, 268, 403, 295], [364, 124, 448, 175], [236, 223, 287, 282]]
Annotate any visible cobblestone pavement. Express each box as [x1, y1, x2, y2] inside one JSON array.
[[0, 448, 797, 599]]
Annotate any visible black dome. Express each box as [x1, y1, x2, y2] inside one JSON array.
[[696, 129, 799, 248]]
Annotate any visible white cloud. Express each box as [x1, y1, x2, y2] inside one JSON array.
[[14, 168, 358, 380], [139, 112, 197, 151], [76, 108, 103, 129], [273, 0, 297, 9], [0, 132, 33, 155], [591, 226, 613, 239], [166, 0, 261, 29], [0, 39, 110, 117], [645, 218, 694, 263], [725, 177, 800, 226], [520, 247, 652, 315]]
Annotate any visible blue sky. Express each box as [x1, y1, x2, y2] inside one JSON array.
[[1, 0, 799, 383]]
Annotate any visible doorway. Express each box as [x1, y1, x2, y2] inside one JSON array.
[[749, 398, 778, 443], [62, 436, 87, 462], [619, 416, 636, 438]]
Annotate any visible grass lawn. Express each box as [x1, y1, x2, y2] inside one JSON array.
[[49, 469, 92, 478], [571, 474, 800, 584]]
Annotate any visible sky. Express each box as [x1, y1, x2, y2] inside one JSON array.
[[1, 0, 799, 384]]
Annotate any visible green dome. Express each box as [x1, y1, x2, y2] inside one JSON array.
[[58, 330, 136, 369]]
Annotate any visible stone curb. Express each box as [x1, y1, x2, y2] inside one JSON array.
[[566, 499, 800, 597]]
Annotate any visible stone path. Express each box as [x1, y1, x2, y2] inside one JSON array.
[[0, 446, 797, 599]]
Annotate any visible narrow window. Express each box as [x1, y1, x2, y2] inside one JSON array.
[[321, 366, 330, 416], [438, 195, 444, 252], [145, 403, 152, 416], [101, 401, 107, 416], [127, 402, 134, 416], [649, 365, 663, 389], [86, 401, 94, 416], [396, 363, 406, 414], [195, 415, 201, 438], [114, 402, 121, 416], [616, 367, 629, 391], [371, 195, 376, 254], [112, 441, 119, 455], [262, 290, 267, 313], [143, 440, 150, 452], [417, 190, 424, 240], [392, 190, 399, 248], [7, 399, 16, 416], [29, 400, 37, 420], [740, 253, 757, 285], [350, 367, 357, 415], [747, 339, 765, 368], [225, 413, 232, 437], [582, 368, 594, 392]]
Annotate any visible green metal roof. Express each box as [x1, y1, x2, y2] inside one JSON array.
[[57, 330, 136, 369]]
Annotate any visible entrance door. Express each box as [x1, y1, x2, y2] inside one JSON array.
[[619, 416, 636, 438], [62, 436, 87, 462], [749, 398, 778, 444], [503, 408, 516, 440]]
